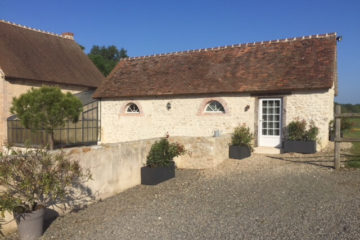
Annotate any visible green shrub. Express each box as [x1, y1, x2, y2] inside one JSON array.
[[329, 119, 353, 133], [287, 120, 319, 141], [0, 147, 91, 215], [231, 125, 254, 151], [146, 139, 185, 168], [303, 123, 319, 141], [287, 120, 306, 141]]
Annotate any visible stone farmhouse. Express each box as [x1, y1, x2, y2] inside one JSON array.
[[94, 33, 338, 151], [0, 20, 104, 146]]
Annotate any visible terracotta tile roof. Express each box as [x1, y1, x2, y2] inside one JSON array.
[[94, 33, 337, 98], [0, 20, 104, 88]]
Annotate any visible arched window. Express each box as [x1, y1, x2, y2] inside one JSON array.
[[205, 101, 225, 113], [126, 103, 140, 113]]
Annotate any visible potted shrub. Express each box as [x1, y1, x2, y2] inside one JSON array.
[[229, 125, 254, 159], [0, 147, 91, 240], [283, 120, 319, 154], [141, 139, 185, 185]]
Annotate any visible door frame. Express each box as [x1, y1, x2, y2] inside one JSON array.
[[257, 98, 283, 147]]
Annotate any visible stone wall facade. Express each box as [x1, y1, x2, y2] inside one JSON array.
[[0, 74, 90, 146], [100, 87, 335, 150], [101, 94, 255, 143], [284, 87, 335, 149]]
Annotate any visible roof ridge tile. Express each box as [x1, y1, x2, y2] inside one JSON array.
[[123, 33, 337, 61], [0, 19, 71, 40]]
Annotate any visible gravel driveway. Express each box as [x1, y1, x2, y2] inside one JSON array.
[[6, 152, 360, 239]]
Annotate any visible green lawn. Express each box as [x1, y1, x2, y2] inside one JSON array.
[[344, 118, 360, 168]]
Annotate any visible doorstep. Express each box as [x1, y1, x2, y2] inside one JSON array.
[[254, 147, 281, 154]]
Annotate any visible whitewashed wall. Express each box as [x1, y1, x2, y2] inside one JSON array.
[[100, 94, 255, 143], [100, 88, 334, 150], [285, 87, 335, 149]]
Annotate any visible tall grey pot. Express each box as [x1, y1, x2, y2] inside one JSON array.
[[15, 207, 45, 240]]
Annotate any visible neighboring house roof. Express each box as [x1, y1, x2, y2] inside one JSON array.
[[74, 90, 97, 105], [94, 33, 337, 99], [0, 20, 104, 88]]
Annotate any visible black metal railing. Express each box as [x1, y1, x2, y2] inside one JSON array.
[[7, 101, 99, 149]]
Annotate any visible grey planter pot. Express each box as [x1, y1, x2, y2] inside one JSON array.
[[229, 145, 251, 159], [141, 164, 175, 185], [15, 207, 45, 240], [283, 140, 316, 154]]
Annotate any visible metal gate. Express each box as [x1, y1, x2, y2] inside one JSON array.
[[7, 101, 99, 149]]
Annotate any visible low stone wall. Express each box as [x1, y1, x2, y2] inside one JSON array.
[[65, 139, 156, 200], [66, 135, 230, 200], [1, 135, 230, 235], [172, 135, 230, 169]]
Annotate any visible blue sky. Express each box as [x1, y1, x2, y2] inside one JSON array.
[[1, 0, 359, 103]]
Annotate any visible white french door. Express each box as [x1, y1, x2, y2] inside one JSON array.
[[258, 98, 282, 147]]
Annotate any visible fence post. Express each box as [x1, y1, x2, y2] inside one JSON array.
[[334, 105, 341, 170]]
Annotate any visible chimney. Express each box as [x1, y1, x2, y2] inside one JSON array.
[[61, 32, 74, 40]]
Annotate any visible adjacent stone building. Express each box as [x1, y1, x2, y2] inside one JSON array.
[[94, 33, 338, 151], [0, 20, 104, 146]]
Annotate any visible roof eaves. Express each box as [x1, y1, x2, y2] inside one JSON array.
[[94, 86, 333, 100], [4, 76, 98, 89]]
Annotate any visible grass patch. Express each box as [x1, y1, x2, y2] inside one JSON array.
[[344, 118, 360, 168]]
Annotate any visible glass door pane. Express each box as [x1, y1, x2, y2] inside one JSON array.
[[261, 99, 281, 136]]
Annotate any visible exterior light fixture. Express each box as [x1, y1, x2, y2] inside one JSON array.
[[166, 102, 171, 110], [245, 105, 250, 112]]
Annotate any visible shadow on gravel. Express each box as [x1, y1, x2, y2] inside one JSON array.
[[267, 155, 337, 169], [43, 208, 60, 233]]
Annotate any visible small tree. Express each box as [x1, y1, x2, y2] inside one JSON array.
[[10, 86, 83, 149]]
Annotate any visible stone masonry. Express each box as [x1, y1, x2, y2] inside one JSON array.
[[100, 87, 335, 150]]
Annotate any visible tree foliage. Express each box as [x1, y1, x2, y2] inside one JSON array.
[[10, 86, 83, 149], [88, 45, 128, 76], [337, 103, 360, 113]]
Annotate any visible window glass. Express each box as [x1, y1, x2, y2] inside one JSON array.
[[205, 101, 225, 113], [126, 103, 140, 113]]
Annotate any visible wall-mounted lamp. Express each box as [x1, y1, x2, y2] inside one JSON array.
[[245, 105, 250, 112], [166, 102, 171, 110]]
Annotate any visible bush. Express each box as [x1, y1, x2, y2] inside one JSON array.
[[287, 120, 319, 141], [231, 125, 254, 151], [146, 139, 185, 168], [0, 147, 91, 215], [329, 119, 353, 132]]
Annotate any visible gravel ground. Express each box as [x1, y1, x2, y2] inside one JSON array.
[[4, 152, 360, 240]]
